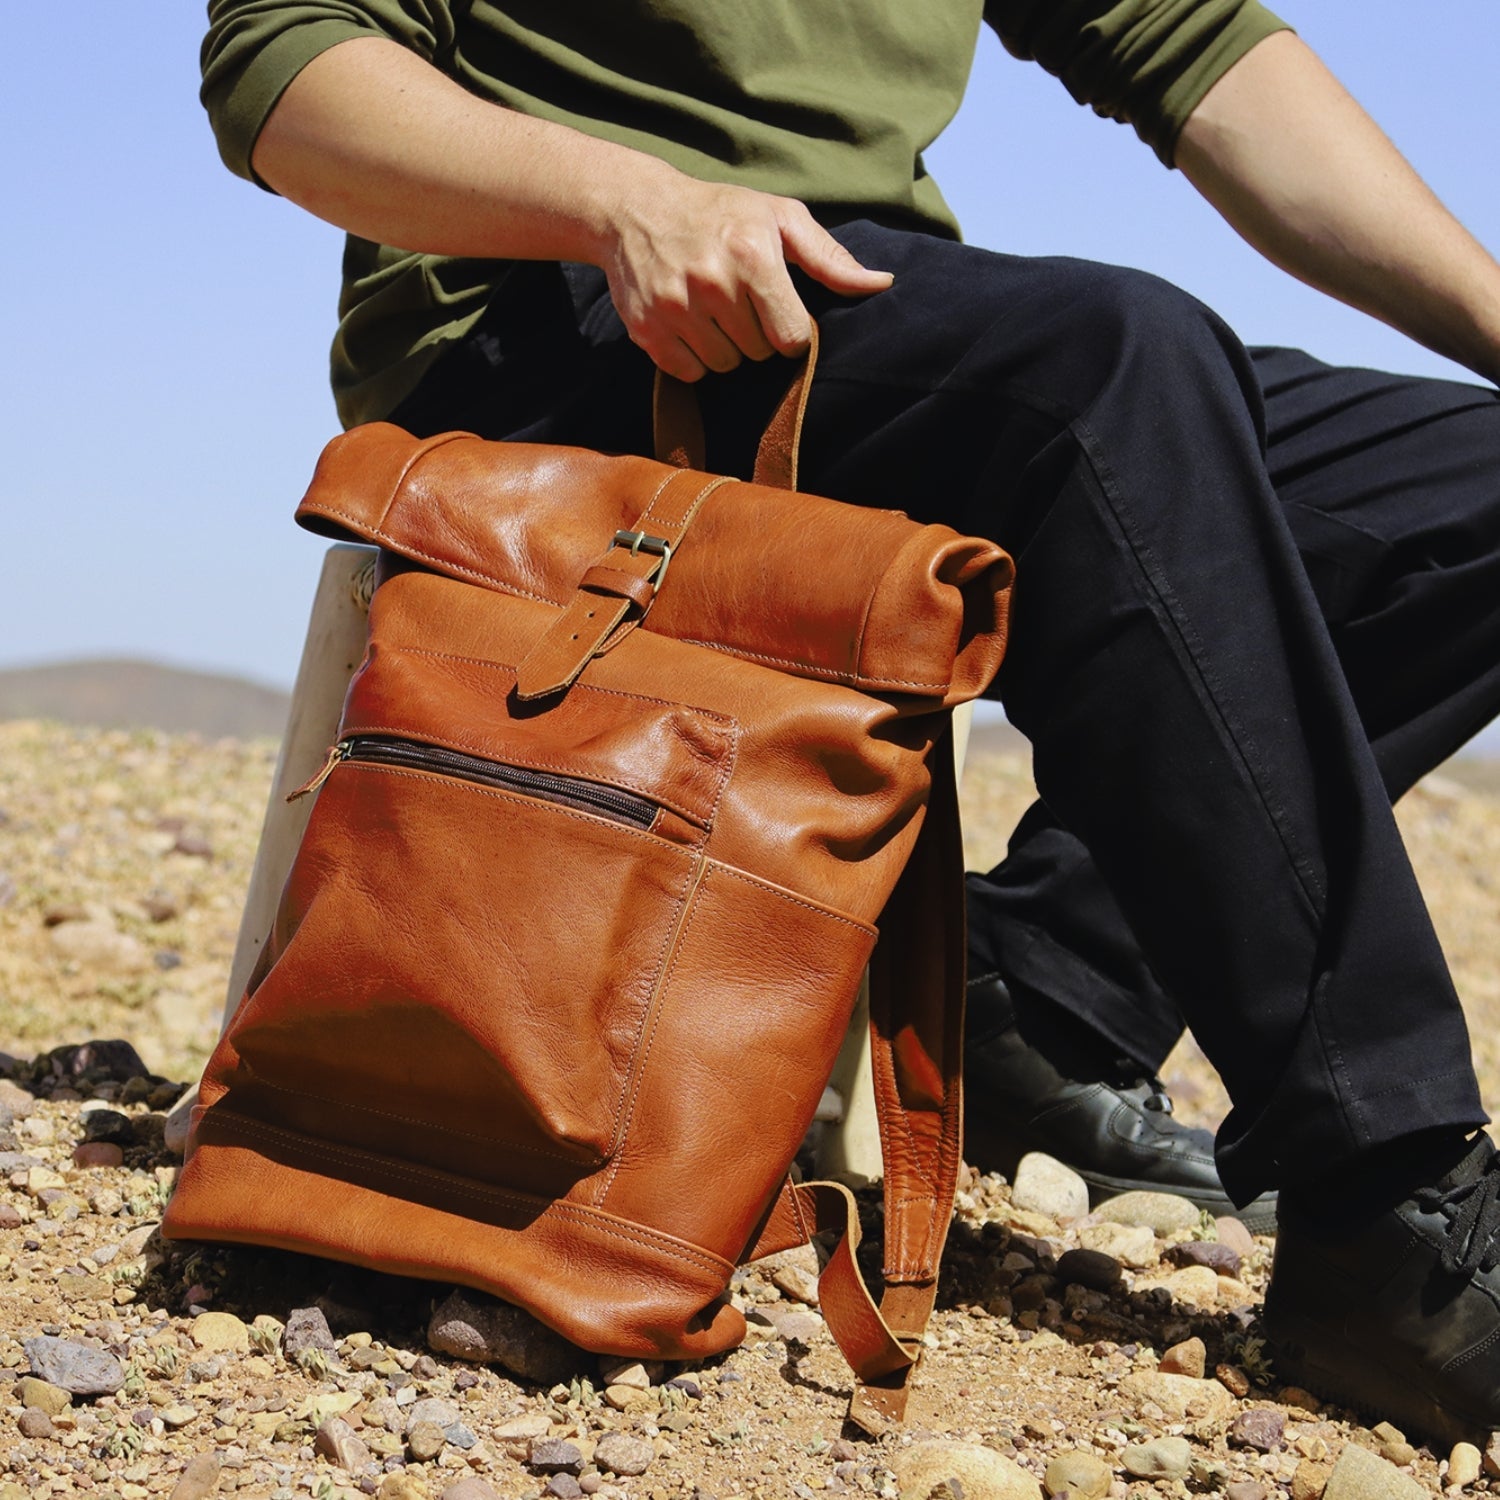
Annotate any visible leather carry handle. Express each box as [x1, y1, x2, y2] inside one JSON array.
[[652, 323, 820, 492]]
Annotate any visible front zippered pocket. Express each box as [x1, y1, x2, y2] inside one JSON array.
[[290, 735, 660, 830]]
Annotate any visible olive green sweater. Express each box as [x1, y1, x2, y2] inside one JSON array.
[[202, 0, 1288, 428]]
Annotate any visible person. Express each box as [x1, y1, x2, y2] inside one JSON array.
[[200, 0, 1500, 1443]]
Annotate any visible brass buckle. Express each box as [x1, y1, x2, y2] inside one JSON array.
[[612, 528, 674, 587]]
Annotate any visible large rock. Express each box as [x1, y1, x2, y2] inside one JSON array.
[[891, 1442, 1043, 1500], [188, 1312, 249, 1353], [1322, 1441, 1428, 1500], [1119, 1370, 1235, 1424], [427, 1290, 581, 1385], [283, 1306, 336, 1356], [167, 1453, 222, 1500], [23, 1336, 123, 1396], [1094, 1190, 1201, 1235], [315, 1414, 373, 1473], [1011, 1153, 1090, 1222]]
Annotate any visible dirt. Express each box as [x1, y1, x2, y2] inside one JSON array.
[[3, 719, 1500, 1500]]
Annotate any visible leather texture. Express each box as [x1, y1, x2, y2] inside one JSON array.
[[163, 342, 1012, 1426]]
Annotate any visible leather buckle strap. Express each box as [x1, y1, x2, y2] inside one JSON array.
[[514, 472, 729, 701]]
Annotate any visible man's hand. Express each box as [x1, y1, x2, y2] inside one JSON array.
[[602, 176, 890, 381], [253, 36, 891, 380], [1176, 31, 1500, 386]]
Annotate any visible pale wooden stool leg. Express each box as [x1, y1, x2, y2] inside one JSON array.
[[166, 545, 375, 1152], [814, 702, 976, 1185]]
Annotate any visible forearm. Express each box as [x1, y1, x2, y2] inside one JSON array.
[[251, 35, 659, 264], [1175, 31, 1500, 385]]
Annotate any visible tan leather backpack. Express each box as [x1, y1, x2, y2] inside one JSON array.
[[163, 348, 1012, 1429]]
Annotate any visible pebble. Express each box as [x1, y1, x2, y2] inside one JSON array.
[[764, 1307, 822, 1343], [1094, 1190, 1201, 1235], [48, 921, 151, 974], [604, 1384, 652, 1413], [1119, 1370, 1235, 1424], [16, 1376, 72, 1414], [0, 1203, 22, 1229], [1216, 1215, 1258, 1254], [1227, 1483, 1269, 1500], [18, 1408, 54, 1438], [546, 1477, 585, 1500], [494, 1413, 551, 1441], [1292, 1460, 1333, 1500], [1278, 1386, 1322, 1414], [530, 1439, 586, 1475], [1054, 1248, 1122, 1292], [72, 1141, 124, 1168], [1449, 1442, 1482, 1489], [378, 1476, 431, 1500], [82, 1108, 136, 1145], [24, 1334, 124, 1395], [1012, 1153, 1091, 1222], [1482, 1432, 1500, 1480], [0, 1080, 35, 1118], [1373, 1423, 1418, 1467], [283, 1305, 337, 1355], [1139, 1264, 1221, 1311], [598, 1360, 651, 1391], [593, 1432, 656, 1477], [1159, 1337, 1206, 1378], [427, 1290, 581, 1385], [1167, 1239, 1242, 1278], [1323, 1441, 1428, 1500], [408, 1397, 460, 1430], [1230, 1408, 1286, 1452], [406, 1420, 448, 1461], [1043, 1450, 1112, 1498], [316, 1414, 373, 1473], [160, 1403, 198, 1428], [892, 1442, 1043, 1500], [1077, 1221, 1158, 1268], [1122, 1436, 1193, 1481], [1216, 1363, 1252, 1397], [438, 1482, 501, 1500], [168, 1452, 223, 1500], [189, 1311, 250, 1353], [771, 1264, 820, 1305]]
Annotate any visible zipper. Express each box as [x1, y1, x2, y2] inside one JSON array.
[[287, 735, 660, 830]]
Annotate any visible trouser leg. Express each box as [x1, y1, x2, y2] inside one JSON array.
[[391, 224, 1488, 1202], [968, 346, 1500, 1075]]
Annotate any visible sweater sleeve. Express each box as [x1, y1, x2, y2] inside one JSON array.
[[983, 0, 1291, 166], [201, 0, 459, 185]]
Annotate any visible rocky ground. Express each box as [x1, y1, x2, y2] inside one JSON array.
[[3, 718, 1500, 1500]]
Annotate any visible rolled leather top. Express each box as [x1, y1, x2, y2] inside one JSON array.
[[295, 423, 1013, 704]]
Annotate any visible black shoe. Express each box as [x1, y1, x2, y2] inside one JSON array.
[[1265, 1133, 1500, 1447], [963, 976, 1278, 1231]]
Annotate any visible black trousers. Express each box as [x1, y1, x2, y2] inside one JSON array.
[[391, 221, 1500, 1203]]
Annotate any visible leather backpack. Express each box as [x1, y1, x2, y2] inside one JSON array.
[[163, 342, 1013, 1429]]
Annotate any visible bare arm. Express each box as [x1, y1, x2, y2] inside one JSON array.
[[1176, 30, 1500, 385], [252, 35, 892, 381]]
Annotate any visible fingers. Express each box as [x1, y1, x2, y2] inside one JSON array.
[[779, 205, 894, 296]]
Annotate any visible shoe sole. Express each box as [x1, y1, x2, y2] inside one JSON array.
[[1264, 1301, 1492, 1449]]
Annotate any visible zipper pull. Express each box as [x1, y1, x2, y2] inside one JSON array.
[[285, 741, 350, 802]]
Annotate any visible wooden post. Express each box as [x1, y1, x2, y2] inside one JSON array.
[[217, 544, 376, 1031]]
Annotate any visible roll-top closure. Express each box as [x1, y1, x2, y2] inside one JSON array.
[[296, 423, 1012, 701]]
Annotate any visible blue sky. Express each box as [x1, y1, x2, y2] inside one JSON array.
[[5, 4, 1499, 724]]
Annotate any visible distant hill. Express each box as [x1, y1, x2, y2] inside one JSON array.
[[0, 659, 291, 739]]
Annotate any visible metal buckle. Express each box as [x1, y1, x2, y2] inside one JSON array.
[[612, 528, 674, 586]]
